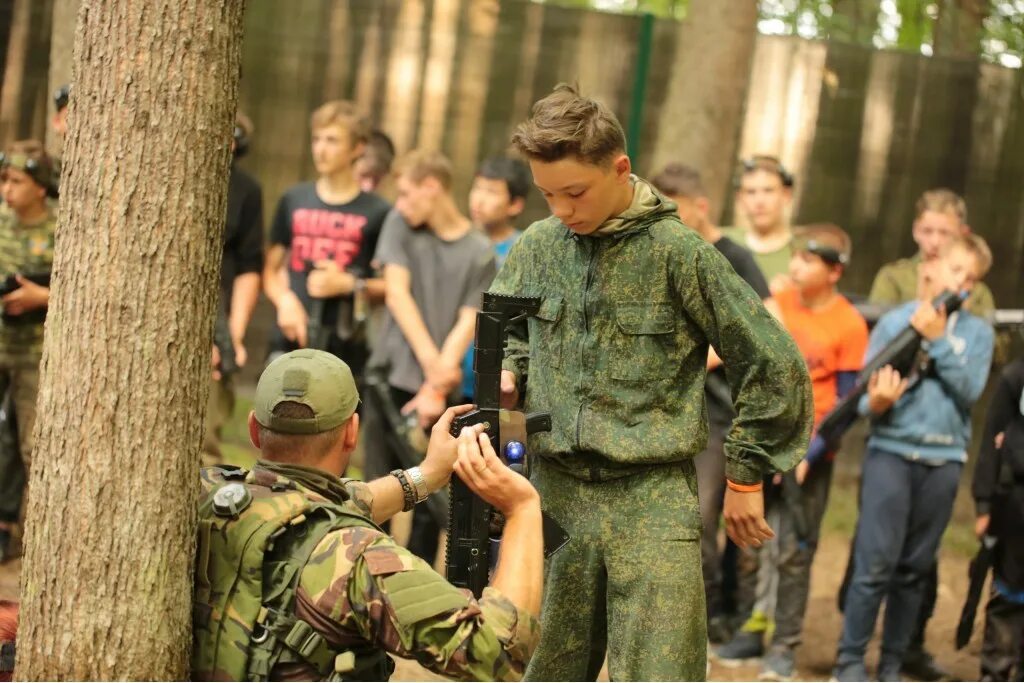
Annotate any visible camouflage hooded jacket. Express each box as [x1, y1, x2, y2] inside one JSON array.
[[490, 178, 813, 484]]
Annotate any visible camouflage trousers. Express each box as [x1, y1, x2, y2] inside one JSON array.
[[525, 459, 707, 682]]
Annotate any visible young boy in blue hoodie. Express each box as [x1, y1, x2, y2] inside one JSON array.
[[835, 234, 995, 682]]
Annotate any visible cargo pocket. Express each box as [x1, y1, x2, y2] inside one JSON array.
[[610, 302, 675, 381], [532, 295, 565, 369]]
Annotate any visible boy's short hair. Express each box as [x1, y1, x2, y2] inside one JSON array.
[[363, 129, 396, 176], [395, 149, 453, 191], [915, 188, 967, 224], [945, 233, 993, 278], [310, 100, 371, 145], [0, 140, 57, 197], [510, 83, 626, 165], [476, 156, 531, 201], [792, 223, 852, 267], [650, 163, 706, 199], [739, 155, 795, 188]]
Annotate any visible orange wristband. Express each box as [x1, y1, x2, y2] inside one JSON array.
[[726, 479, 763, 493]]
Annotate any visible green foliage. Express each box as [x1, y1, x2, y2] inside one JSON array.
[[532, 0, 1022, 67]]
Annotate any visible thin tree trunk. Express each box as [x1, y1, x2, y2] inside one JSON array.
[[649, 0, 758, 223], [16, 0, 245, 679], [45, 0, 80, 157]]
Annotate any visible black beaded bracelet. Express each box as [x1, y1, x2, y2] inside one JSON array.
[[390, 469, 417, 512]]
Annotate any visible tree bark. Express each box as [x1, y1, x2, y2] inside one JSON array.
[[45, 0, 80, 157], [16, 0, 245, 679], [649, 0, 758, 223]]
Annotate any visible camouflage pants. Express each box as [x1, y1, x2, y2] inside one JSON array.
[[525, 460, 707, 682]]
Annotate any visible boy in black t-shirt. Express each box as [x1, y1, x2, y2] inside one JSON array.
[[263, 101, 390, 378]]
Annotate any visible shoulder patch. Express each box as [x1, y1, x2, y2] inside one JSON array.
[[362, 546, 409, 576], [382, 570, 471, 625]]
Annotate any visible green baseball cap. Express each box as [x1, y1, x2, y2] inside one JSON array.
[[254, 349, 359, 434]]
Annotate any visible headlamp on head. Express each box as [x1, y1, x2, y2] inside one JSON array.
[[53, 84, 71, 112], [801, 238, 849, 266], [0, 152, 59, 199], [740, 155, 795, 188]]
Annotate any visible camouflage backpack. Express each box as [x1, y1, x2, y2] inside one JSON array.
[[192, 465, 395, 682]]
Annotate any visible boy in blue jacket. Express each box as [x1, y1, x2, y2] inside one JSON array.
[[835, 234, 995, 681]]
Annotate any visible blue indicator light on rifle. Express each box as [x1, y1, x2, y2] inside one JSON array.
[[505, 440, 525, 464]]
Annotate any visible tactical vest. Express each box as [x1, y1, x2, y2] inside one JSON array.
[[192, 465, 395, 682]]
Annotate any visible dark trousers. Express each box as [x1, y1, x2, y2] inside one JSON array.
[[837, 448, 961, 672], [981, 587, 1024, 681], [362, 384, 440, 565], [771, 460, 833, 648], [0, 378, 23, 524], [696, 427, 727, 618]]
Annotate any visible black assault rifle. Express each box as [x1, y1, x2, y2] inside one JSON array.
[[446, 293, 569, 597], [816, 289, 966, 447], [0, 272, 51, 325]]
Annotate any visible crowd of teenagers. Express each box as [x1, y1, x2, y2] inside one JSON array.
[[0, 82, 1022, 683]]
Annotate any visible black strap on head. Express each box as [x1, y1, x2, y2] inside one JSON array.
[[740, 155, 795, 188], [802, 238, 848, 266], [53, 84, 71, 111]]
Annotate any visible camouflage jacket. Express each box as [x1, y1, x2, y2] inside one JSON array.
[[0, 206, 56, 361], [491, 180, 813, 484], [868, 254, 995, 317], [197, 461, 539, 682]]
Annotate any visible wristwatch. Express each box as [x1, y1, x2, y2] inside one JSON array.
[[406, 466, 430, 503]]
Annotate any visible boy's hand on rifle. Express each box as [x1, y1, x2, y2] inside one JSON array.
[[910, 300, 947, 341], [975, 514, 990, 539], [867, 365, 908, 415], [454, 429, 539, 518], [1, 275, 49, 315], [500, 370, 519, 409], [420, 405, 480, 491], [723, 486, 774, 549], [307, 260, 355, 298], [403, 384, 447, 429], [277, 290, 309, 347]]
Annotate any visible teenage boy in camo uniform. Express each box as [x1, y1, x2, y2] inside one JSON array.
[[490, 84, 813, 681]]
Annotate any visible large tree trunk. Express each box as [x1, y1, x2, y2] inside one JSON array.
[[649, 0, 758, 222], [45, 0, 80, 157], [16, 0, 245, 679]]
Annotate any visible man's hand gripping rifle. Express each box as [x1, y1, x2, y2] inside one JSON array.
[[446, 292, 569, 597]]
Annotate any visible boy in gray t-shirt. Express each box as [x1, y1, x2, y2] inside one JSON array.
[[364, 150, 495, 564]]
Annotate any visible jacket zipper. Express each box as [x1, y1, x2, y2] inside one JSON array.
[[576, 240, 597, 449]]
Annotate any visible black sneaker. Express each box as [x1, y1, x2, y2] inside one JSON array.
[[901, 649, 951, 681]]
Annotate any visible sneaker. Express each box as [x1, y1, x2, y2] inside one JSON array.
[[759, 646, 796, 681], [901, 649, 951, 681], [714, 630, 765, 667], [833, 660, 869, 682], [877, 664, 903, 682]]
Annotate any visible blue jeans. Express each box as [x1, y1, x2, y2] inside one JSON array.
[[837, 447, 961, 673]]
